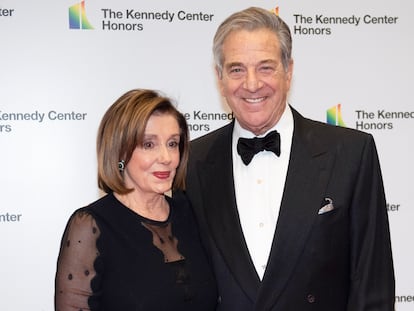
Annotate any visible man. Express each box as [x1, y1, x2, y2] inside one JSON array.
[[185, 6, 395, 311]]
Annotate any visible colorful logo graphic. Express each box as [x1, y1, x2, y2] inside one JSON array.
[[270, 6, 280, 16], [69, 1, 93, 29], [327, 104, 346, 126]]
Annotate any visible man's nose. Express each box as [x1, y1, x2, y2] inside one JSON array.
[[243, 69, 263, 91]]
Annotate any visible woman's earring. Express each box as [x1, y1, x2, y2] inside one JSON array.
[[118, 160, 125, 172]]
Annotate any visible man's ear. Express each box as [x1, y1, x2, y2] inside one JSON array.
[[286, 59, 294, 88], [215, 65, 223, 80], [215, 66, 225, 96]]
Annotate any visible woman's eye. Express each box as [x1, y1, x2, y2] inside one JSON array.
[[142, 141, 154, 149], [168, 140, 179, 148]]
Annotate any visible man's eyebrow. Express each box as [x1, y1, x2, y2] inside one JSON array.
[[225, 59, 278, 68], [258, 59, 278, 65], [224, 62, 243, 68]]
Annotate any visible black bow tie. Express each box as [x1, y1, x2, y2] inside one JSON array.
[[237, 130, 281, 165]]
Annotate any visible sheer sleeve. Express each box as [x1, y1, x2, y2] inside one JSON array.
[[55, 210, 101, 311]]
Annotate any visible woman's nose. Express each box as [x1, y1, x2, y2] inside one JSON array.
[[158, 146, 172, 163]]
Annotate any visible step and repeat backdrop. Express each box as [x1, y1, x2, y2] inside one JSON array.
[[1, 0, 412, 309]]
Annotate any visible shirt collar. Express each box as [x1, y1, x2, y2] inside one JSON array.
[[233, 103, 293, 140]]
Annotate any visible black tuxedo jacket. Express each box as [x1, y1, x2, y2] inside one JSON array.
[[185, 107, 394, 311]]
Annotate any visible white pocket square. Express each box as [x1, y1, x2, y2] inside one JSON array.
[[318, 198, 335, 214]]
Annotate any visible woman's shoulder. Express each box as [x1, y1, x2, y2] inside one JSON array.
[[79, 193, 119, 217], [65, 206, 99, 235], [64, 193, 116, 232]]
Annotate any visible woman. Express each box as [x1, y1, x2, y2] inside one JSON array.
[[55, 89, 217, 310]]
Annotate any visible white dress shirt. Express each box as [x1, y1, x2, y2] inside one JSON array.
[[232, 104, 294, 280]]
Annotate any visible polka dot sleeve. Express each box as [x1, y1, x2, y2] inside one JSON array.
[[55, 210, 101, 311]]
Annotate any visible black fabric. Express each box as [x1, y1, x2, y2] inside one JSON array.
[[55, 192, 217, 311], [237, 130, 281, 165]]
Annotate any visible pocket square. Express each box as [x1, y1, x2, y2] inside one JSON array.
[[318, 198, 335, 214]]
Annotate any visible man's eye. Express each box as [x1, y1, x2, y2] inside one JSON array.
[[259, 66, 276, 73], [229, 67, 243, 73], [227, 67, 245, 79]]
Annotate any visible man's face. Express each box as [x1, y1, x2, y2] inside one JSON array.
[[218, 28, 293, 135]]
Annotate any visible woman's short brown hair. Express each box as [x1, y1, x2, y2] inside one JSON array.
[[97, 89, 189, 194]]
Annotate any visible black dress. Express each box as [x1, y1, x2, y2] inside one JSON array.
[[55, 192, 217, 311]]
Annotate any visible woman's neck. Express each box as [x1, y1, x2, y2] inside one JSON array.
[[114, 191, 169, 221]]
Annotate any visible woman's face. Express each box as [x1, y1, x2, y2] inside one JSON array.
[[123, 113, 181, 196]]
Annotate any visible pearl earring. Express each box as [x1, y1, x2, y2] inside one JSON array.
[[118, 160, 125, 172]]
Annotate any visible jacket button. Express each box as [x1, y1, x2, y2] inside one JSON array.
[[306, 294, 316, 303]]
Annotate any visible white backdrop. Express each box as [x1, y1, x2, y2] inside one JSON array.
[[1, 0, 412, 309]]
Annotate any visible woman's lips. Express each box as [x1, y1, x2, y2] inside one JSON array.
[[153, 171, 171, 179]]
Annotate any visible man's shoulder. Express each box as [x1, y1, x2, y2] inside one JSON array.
[[190, 122, 233, 150], [291, 108, 376, 157], [192, 122, 232, 141], [293, 108, 372, 141]]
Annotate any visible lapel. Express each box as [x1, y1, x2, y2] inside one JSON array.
[[256, 108, 336, 310], [196, 121, 261, 301]]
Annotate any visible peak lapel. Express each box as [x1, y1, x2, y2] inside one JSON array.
[[256, 110, 336, 310], [197, 124, 261, 301]]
